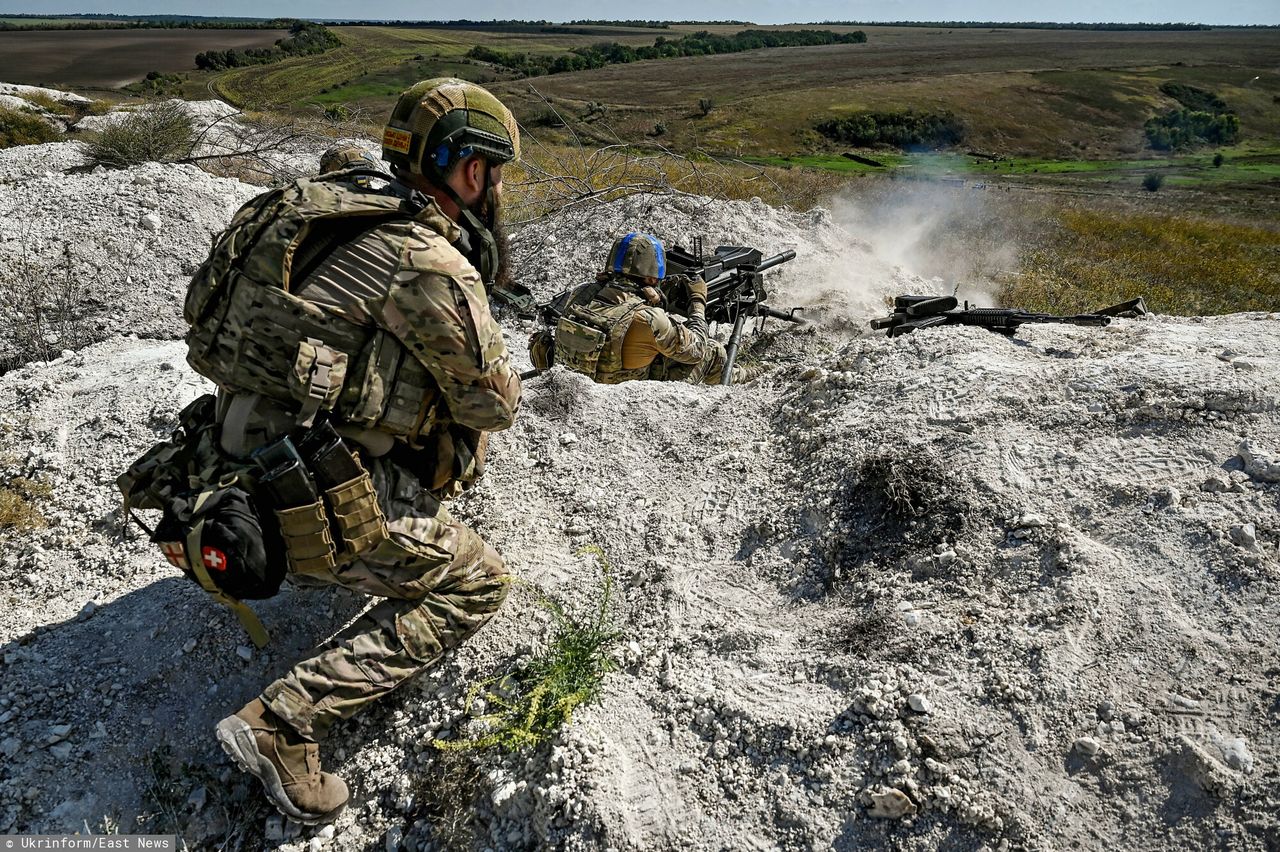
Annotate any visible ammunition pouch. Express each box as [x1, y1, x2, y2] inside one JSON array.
[[274, 500, 338, 578], [325, 461, 386, 554]]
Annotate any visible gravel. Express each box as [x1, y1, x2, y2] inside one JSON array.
[[0, 114, 1277, 851]]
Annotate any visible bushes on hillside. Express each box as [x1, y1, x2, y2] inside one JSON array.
[[1146, 82, 1238, 150], [0, 107, 60, 149], [195, 21, 339, 71], [1145, 109, 1239, 150], [815, 110, 965, 150], [1158, 82, 1227, 113], [84, 101, 195, 169]]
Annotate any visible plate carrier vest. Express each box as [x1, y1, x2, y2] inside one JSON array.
[[183, 171, 441, 440], [555, 285, 653, 384]]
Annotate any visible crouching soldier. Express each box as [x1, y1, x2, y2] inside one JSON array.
[[125, 79, 524, 824], [531, 233, 761, 385]]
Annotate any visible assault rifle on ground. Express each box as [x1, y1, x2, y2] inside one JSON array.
[[525, 239, 802, 386], [871, 294, 1148, 338]]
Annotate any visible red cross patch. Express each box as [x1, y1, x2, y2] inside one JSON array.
[[160, 542, 188, 569], [202, 547, 228, 572]]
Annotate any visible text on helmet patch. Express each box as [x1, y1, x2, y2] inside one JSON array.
[[383, 127, 412, 154]]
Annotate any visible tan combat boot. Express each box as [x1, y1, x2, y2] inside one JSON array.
[[215, 698, 349, 825]]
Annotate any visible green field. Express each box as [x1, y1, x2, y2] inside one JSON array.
[[3, 19, 1277, 220]]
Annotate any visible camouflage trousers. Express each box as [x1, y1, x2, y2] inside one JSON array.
[[655, 340, 762, 385], [261, 456, 507, 741]]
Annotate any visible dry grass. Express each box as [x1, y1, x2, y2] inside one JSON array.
[[0, 477, 50, 535], [19, 91, 74, 116], [506, 139, 850, 224], [84, 100, 196, 169], [1009, 206, 1280, 315], [0, 106, 60, 148]]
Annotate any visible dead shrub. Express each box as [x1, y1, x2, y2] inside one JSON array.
[[85, 101, 196, 169]]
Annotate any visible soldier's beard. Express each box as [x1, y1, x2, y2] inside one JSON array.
[[492, 219, 513, 290], [482, 193, 513, 290]]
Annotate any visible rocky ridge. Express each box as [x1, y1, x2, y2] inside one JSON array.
[[0, 124, 1276, 851]]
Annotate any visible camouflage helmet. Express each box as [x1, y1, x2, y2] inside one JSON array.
[[607, 233, 666, 280], [319, 143, 380, 174], [381, 78, 520, 177]]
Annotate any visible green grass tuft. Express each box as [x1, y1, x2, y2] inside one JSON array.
[[437, 545, 619, 752], [0, 106, 60, 148]]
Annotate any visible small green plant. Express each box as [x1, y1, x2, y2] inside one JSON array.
[[1212, 152, 1225, 168], [698, 97, 714, 116], [84, 100, 195, 169], [653, 121, 668, 136], [20, 91, 74, 116], [1142, 172, 1165, 192], [437, 546, 619, 752], [0, 106, 60, 149]]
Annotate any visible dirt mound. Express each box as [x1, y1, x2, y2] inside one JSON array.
[[0, 137, 1276, 851], [0, 158, 260, 369]]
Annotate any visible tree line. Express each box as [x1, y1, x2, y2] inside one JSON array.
[[817, 20, 1210, 30], [815, 110, 966, 149], [1145, 83, 1239, 150], [194, 22, 340, 71], [468, 28, 867, 77], [0, 14, 299, 31]]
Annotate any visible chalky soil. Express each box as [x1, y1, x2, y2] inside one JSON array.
[[0, 127, 1277, 851]]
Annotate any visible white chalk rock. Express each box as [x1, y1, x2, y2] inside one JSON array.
[[1229, 523, 1257, 550], [1074, 736, 1101, 756], [867, 788, 917, 818], [1218, 737, 1254, 773], [907, 693, 932, 713], [139, 212, 162, 232], [1238, 440, 1280, 483]]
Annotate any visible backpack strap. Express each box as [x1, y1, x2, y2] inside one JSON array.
[[185, 485, 271, 648]]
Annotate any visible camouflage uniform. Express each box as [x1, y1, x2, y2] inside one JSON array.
[[554, 276, 758, 385], [216, 185, 518, 741]]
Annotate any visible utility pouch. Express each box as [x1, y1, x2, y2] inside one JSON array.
[[252, 436, 337, 578], [298, 421, 387, 555], [324, 464, 385, 555], [554, 316, 608, 378]]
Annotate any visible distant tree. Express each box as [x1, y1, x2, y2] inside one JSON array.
[[1142, 172, 1165, 192], [697, 97, 714, 116], [1212, 152, 1225, 167]]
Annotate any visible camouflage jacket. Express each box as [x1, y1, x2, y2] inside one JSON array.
[[555, 278, 710, 384], [186, 173, 519, 491]]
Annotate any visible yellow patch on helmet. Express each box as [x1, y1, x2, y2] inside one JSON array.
[[382, 127, 412, 155]]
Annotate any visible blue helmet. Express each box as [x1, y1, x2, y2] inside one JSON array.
[[606, 233, 666, 280]]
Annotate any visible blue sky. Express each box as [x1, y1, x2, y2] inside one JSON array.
[[0, 1, 1276, 25]]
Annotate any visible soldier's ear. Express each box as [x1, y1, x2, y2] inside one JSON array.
[[459, 155, 486, 196]]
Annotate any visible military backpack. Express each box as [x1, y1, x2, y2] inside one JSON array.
[[184, 170, 440, 437]]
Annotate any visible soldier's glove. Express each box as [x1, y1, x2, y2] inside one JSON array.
[[687, 277, 708, 305]]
